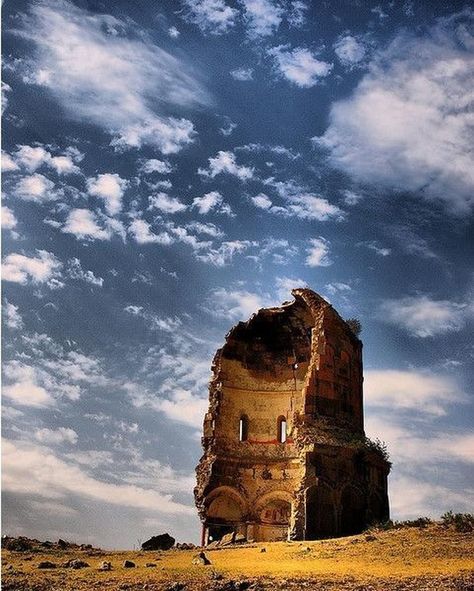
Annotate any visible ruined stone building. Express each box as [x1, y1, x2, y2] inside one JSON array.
[[195, 288, 390, 544]]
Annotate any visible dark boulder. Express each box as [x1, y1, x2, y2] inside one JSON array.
[[141, 533, 175, 551]]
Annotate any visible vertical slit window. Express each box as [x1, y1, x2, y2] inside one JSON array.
[[239, 415, 249, 442], [277, 416, 287, 443]]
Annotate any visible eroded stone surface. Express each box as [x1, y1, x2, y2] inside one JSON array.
[[195, 288, 390, 544]]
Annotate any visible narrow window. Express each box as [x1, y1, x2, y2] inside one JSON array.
[[277, 416, 287, 443], [239, 415, 249, 442]]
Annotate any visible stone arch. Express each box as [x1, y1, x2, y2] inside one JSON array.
[[305, 482, 337, 539], [340, 484, 367, 535], [253, 490, 293, 542], [205, 486, 247, 543]]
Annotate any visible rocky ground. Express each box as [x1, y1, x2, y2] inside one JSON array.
[[2, 524, 474, 590]]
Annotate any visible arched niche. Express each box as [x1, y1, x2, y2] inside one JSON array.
[[254, 491, 292, 542], [205, 486, 247, 543], [305, 482, 337, 539]]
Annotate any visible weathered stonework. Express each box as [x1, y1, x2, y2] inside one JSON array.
[[195, 288, 390, 544]]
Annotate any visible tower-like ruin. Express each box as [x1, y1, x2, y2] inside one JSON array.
[[195, 288, 390, 544]]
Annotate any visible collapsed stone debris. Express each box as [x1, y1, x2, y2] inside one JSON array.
[[195, 288, 390, 544]]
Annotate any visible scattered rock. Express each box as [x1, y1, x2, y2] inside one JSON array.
[[192, 551, 211, 565], [219, 532, 235, 546], [234, 534, 246, 544], [145, 562, 157, 567], [210, 571, 224, 580], [57, 538, 69, 549], [63, 559, 90, 569], [165, 584, 186, 591], [175, 542, 196, 550], [365, 534, 377, 542], [141, 533, 175, 551], [260, 548, 266, 553], [206, 541, 219, 549], [37, 561, 57, 569], [123, 560, 136, 568], [98, 561, 112, 571]]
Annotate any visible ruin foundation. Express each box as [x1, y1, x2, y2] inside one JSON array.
[[195, 288, 390, 544]]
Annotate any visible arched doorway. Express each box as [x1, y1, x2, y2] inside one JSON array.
[[205, 488, 246, 543], [305, 483, 337, 539], [340, 485, 366, 535]]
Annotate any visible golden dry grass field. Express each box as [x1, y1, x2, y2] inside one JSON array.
[[2, 524, 474, 591]]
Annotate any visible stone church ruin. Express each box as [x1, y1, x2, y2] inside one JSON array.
[[195, 288, 390, 544]]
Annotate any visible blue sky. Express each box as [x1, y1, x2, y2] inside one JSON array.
[[2, 0, 473, 548]]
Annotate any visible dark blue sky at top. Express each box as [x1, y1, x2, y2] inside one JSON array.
[[2, 0, 473, 548]]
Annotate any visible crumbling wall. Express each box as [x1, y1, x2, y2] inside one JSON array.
[[195, 288, 390, 544]]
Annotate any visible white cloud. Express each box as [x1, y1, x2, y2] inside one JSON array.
[[15, 0, 209, 153], [139, 159, 172, 174], [3, 363, 54, 408], [87, 173, 128, 216], [203, 287, 272, 320], [325, 282, 351, 295], [360, 240, 391, 256], [195, 240, 254, 266], [148, 192, 187, 214], [287, 1, 308, 27], [2, 81, 12, 115], [342, 189, 363, 205], [238, 143, 300, 160], [66, 258, 104, 287], [379, 295, 469, 337], [2, 206, 18, 230], [2, 152, 20, 172], [198, 150, 254, 180], [252, 193, 273, 209], [304, 237, 332, 267], [219, 117, 237, 136], [61, 209, 114, 241], [128, 219, 173, 245], [317, 11, 474, 213], [269, 46, 332, 87], [191, 190, 233, 215], [14, 173, 57, 202], [182, 0, 238, 35], [334, 34, 367, 67], [11, 144, 82, 175], [241, 0, 283, 39], [2, 250, 62, 286], [124, 305, 182, 333], [185, 221, 224, 238], [365, 369, 466, 416], [35, 427, 78, 445], [275, 276, 307, 300], [2, 438, 194, 514], [230, 67, 254, 81], [4, 300, 24, 330], [168, 26, 180, 38]]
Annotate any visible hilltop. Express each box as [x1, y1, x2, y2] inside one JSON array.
[[2, 522, 474, 591]]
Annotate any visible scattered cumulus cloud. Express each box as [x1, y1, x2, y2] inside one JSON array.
[[2, 250, 63, 287], [66, 258, 104, 287], [334, 34, 367, 67], [365, 368, 466, 416], [317, 11, 474, 214], [35, 427, 78, 445], [10, 144, 82, 175], [182, 0, 238, 35], [305, 237, 332, 267], [2, 206, 18, 230], [148, 192, 187, 214], [14, 173, 57, 202], [230, 67, 254, 81], [379, 295, 470, 338], [61, 209, 117, 241], [241, 0, 283, 39], [14, 0, 209, 153], [269, 46, 332, 87], [198, 150, 254, 180], [203, 286, 272, 320], [139, 159, 172, 175], [191, 191, 234, 216], [4, 300, 24, 330], [87, 173, 128, 216]]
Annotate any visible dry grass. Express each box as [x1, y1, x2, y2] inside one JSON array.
[[2, 524, 474, 590]]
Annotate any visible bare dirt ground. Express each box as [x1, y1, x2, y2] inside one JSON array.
[[2, 524, 474, 590]]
